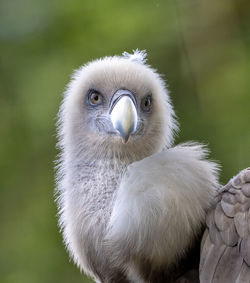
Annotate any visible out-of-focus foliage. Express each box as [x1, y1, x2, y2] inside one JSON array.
[[0, 0, 249, 282]]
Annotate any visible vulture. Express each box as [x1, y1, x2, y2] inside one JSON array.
[[56, 50, 250, 283]]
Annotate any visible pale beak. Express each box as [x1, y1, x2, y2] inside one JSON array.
[[110, 90, 138, 143]]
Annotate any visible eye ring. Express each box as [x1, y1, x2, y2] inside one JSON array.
[[141, 95, 152, 112], [88, 91, 103, 106]]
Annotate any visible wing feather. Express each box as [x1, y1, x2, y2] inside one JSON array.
[[199, 235, 226, 282], [235, 262, 250, 283], [214, 203, 232, 231], [200, 168, 250, 283], [239, 235, 250, 266], [220, 220, 238, 246], [212, 246, 243, 283], [242, 183, 250, 197], [234, 212, 248, 238]]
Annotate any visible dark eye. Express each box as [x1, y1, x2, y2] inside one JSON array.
[[89, 91, 103, 106], [141, 95, 152, 112]]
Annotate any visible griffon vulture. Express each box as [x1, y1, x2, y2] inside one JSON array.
[[56, 50, 250, 283]]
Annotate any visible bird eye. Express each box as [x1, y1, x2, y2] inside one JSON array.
[[89, 91, 103, 106], [141, 95, 152, 112]]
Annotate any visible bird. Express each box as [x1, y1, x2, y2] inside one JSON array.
[[55, 50, 250, 282]]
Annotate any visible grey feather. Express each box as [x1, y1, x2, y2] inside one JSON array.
[[239, 235, 250, 266], [209, 218, 223, 245], [200, 168, 250, 283], [248, 210, 250, 233], [243, 169, 250, 182], [199, 234, 226, 282], [228, 187, 237, 194], [214, 203, 232, 231], [220, 220, 238, 246], [242, 183, 250, 197], [235, 190, 248, 204], [221, 199, 239, 217], [235, 263, 250, 283], [200, 229, 209, 252], [234, 212, 248, 239], [212, 246, 243, 283], [222, 192, 237, 204], [206, 210, 215, 228]]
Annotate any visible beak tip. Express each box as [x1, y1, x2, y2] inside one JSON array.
[[122, 135, 129, 144]]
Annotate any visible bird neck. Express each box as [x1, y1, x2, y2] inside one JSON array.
[[67, 152, 131, 227], [66, 138, 161, 226]]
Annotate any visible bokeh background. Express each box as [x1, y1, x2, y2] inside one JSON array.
[[1, 0, 249, 282]]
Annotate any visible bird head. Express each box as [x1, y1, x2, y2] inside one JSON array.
[[58, 50, 178, 164]]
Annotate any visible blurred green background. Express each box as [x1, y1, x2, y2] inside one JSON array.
[[0, 0, 249, 282]]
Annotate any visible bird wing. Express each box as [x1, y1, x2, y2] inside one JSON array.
[[200, 168, 250, 283], [106, 143, 219, 269]]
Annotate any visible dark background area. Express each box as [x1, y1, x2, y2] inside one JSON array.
[[0, 0, 249, 282]]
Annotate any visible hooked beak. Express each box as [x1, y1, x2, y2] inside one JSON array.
[[110, 89, 138, 143]]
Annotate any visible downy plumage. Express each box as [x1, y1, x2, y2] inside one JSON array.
[[56, 50, 220, 282]]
